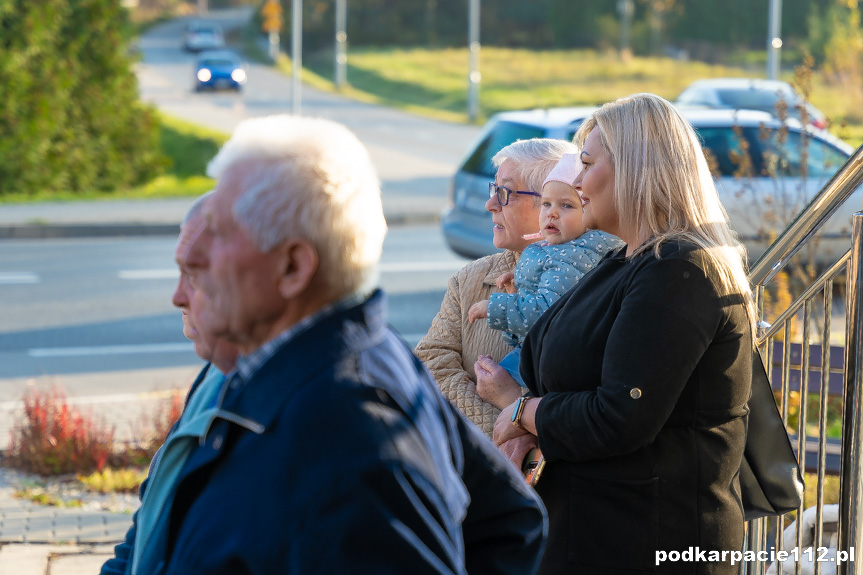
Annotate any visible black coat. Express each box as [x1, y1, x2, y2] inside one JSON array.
[[522, 240, 751, 575]]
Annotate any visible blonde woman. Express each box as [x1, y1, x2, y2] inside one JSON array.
[[493, 93, 755, 574]]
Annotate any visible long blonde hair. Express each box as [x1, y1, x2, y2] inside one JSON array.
[[574, 93, 755, 332]]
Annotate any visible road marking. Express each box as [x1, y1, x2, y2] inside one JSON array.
[[379, 261, 465, 273], [119, 269, 178, 280], [0, 272, 40, 284], [28, 342, 194, 358]]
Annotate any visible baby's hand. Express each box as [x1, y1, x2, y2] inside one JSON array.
[[468, 300, 489, 323], [496, 271, 515, 292]]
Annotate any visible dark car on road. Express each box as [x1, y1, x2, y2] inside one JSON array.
[[183, 21, 225, 52], [442, 107, 855, 265], [194, 50, 247, 92]]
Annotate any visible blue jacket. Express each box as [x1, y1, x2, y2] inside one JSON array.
[[103, 289, 546, 575], [488, 231, 623, 345]]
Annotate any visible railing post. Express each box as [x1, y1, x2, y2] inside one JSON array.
[[839, 211, 863, 575]]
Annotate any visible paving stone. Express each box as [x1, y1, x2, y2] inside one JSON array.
[[0, 544, 56, 575], [49, 549, 113, 575]]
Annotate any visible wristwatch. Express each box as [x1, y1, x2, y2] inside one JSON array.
[[511, 396, 532, 429]]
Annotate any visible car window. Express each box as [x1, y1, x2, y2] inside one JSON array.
[[695, 127, 753, 177], [805, 137, 849, 178], [757, 130, 849, 179], [696, 125, 848, 180], [461, 122, 545, 177], [715, 89, 792, 115], [200, 59, 236, 67]]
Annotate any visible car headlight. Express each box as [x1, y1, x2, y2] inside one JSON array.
[[231, 69, 247, 83], [197, 69, 212, 82]]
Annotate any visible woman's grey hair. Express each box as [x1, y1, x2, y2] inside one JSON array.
[[492, 138, 579, 201], [206, 115, 387, 298]]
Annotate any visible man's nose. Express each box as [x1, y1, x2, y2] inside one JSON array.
[[172, 274, 190, 308]]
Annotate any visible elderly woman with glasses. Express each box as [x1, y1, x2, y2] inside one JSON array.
[[415, 138, 578, 436]]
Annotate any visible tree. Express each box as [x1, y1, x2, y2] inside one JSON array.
[[0, 0, 163, 196], [817, 0, 863, 118]]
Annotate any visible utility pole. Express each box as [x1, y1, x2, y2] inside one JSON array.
[[767, 0, 782, 80], [335, 0, 347, 88], [261, 0, 283, 62], [292, 0, 302, 115], [617, 0, 634, 62], [197, 0, 207, 15], [467, 0, 480, 123]]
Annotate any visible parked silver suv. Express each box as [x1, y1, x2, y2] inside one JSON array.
[[441, 107, 855, 266]]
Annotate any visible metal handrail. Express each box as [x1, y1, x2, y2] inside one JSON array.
[[839, 213, 863, 575], [745, 143, 863, 575], [749, 144, 863, 286]]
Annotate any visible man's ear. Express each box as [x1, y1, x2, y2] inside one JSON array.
[[277, 239, 319, 300]]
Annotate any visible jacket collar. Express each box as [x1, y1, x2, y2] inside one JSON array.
[[217, 289, 389, 431]]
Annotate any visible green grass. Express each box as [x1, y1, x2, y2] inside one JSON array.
[[0, 113, 226, 204], [292, 45, 863, 146]]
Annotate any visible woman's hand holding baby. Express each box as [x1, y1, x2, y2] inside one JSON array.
[[475, 355, 524, 409]]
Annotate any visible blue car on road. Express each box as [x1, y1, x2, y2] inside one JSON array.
[[194, 50, 247, 92]]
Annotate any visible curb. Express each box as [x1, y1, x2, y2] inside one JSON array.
[[0, 223, 180, 240], [0, 213, 440, 240]]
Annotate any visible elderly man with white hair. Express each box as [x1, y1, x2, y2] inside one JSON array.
[[102, 191, 241, 575], [110, 114, 546, 574]]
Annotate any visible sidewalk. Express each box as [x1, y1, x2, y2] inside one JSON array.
[[0, 182, 442, 241], [0, 366, 201, 575]]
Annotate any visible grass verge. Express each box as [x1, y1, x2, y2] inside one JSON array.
[[271, 43, 863, 146], [0, 113, 226, 204]]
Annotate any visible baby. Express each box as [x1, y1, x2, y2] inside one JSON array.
[[468, 153, 624, 406]]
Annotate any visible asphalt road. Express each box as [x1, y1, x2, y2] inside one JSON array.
[[0, 9, 487, 400], [0, 226, 470, 398], [136, 7, 482, 219]]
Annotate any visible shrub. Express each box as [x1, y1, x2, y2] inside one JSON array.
[[7, 387, 115, 476], [109, 389, 184, 469], [0, 0, 165, 197], [78, 467, 148, 494]]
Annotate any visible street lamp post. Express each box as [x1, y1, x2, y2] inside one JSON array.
[[262, 0, 283, 62], [617, 0, 634, 61], [335, 0, 347, 88], [767, 0, 783, 80], [467, 0, 480, 123], [292, 0, 302, 115]]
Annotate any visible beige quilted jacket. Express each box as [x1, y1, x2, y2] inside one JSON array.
[[415, 251, 519, 437]]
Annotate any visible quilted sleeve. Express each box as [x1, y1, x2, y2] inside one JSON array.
[[415, 271, 501, 436]]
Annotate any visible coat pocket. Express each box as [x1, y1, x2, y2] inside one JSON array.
[[568, 472, 660, 571]]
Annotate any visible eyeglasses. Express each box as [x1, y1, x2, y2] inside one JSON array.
[[488, 182, 541, 206]]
